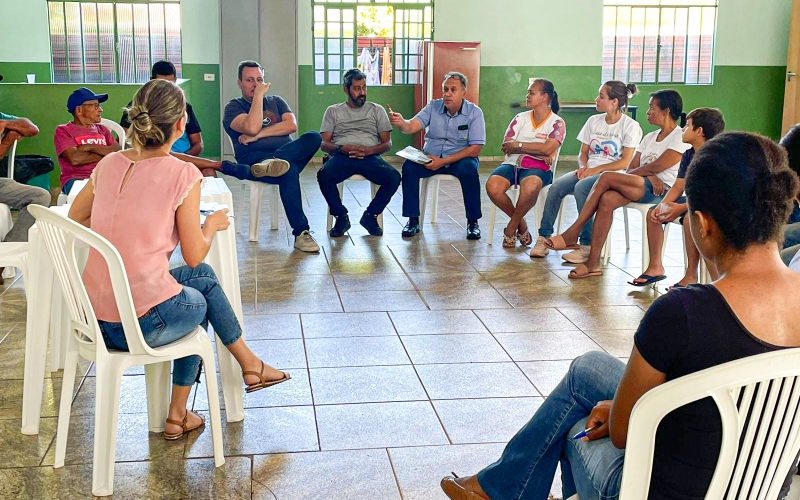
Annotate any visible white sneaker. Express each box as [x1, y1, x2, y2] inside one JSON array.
[[294, 230, 320, 253], [562, 245, 591, 264], [251, 158, 290, 178], [530, 236, 550, 258]]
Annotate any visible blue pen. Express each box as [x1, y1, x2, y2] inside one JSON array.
[[571, 423, 601, 440]]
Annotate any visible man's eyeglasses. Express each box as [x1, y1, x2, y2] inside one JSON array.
[[81, 103, 102, 109]]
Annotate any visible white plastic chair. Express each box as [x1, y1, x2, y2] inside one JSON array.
[[226, 135, 281, 241], [419, 174, 459, 226], [617, 348, 800, 499], [100, 118, 126, 149], [28, 206, 224, 497], [488, 150, 561, 246], [7, 139, 17, 179], [325, 174, 383, 231]]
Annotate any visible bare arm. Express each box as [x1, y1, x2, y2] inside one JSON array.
[[609, 346, 667, 448], [389, 111, 424, 135], [81, 143, 122, 157], [0, 130, 21, 159], [68, 178, 95, 226], [627, 149, 683, 177], [502, 138, 560, 157], [175, 181, 229, 267], [247, 112, 298, 139], [660, 178, 686, 205], [61, 147, 104, 166], [229, 83, 272, 136], [185, 133, 203, 156], [0, 117, 39, 137], [320, 131, 337, 155], [366, 131, 392, 156], [596, 147, 637, 173], [578, 143, 590, 170]]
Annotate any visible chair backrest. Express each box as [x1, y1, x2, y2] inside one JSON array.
[[619, 348, 800, 500], [100, 118, 126, 149], [28, 205, 165, 359], [551, 147, 561, 178], [7, 139, 17, 179]]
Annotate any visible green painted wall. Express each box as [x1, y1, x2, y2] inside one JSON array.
[[297, 65, 414, 155], [182, 63, 221, 158], [298, 65, 786, 157], [0, 63, 52, 84], [0, 81, 187, 186]]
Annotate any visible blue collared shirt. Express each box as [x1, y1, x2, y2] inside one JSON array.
[[413, 98, 485, 157]]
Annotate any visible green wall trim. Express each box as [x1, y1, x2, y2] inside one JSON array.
[[181, 63, 221, 159], [0, 62, 51, 84], [299, 64, 786, 157]]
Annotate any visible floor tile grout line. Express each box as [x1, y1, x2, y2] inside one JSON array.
[[385, 447, 406, 500], [386, 245, 432, 311], [298, 313, 323, 453]]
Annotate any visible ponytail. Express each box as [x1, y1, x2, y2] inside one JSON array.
[[531, 78, 560, 113], [604, 81, 638, 111], [678, 112, 687, 128]]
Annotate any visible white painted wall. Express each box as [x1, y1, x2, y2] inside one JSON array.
[[295, 0, 792, 67], [0, 0, 51, 63], [182, 0, 221, 64]]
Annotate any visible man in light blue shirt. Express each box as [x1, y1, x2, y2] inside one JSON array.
[[390, 71, 485, 239]]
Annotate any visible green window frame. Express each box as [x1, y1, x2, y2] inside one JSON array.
[[47, 0, 182, 84], [602, 0, 718, 85], [312, 0, 433, 86]]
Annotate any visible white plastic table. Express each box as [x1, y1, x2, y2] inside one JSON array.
[[21, 178, 245, 435]]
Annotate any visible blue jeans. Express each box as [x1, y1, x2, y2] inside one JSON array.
[[401, 157, 482, 220], [98, 264, 243, 387], [490, 163, 553, 187], [317, 154, 401, 216], [538, 173, 600, 246], [221, 131, 321, 236], [477, 351, 626, 500]]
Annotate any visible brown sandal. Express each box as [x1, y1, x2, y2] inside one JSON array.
[[544, 234, 580, 251], [163, 410, 205, 440], [243, 361, 291, 393]]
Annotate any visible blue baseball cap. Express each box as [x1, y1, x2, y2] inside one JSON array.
[[67, 87, 108, 113]]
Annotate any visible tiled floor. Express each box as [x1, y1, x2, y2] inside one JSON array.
[[0, 161, 691, 498]]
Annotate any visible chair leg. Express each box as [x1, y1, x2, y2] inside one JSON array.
[[487, 204, 497, 246], [623, 208, 630, 250], [199, 341, 226, 468], [91, 363, 124, 497], [601, 218, 612, 266], [430, 178, 440, 224], [248, 183, 261, 242], [370, 183, 383, 228], [270, 184, 280, 231], [419, 179, 429, 226], [144, 362, 171, 433], [235, 181, 243, 234], [54, 343, 80, 468]]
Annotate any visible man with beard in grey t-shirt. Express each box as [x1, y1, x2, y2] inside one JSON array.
[[317, 69, 400, 237]]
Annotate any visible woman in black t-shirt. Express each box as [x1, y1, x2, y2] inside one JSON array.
[[441, 131, 800, 500]]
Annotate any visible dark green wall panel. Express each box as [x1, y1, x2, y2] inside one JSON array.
[[181, 63, 221, 158], [0, 62, 52, 84]]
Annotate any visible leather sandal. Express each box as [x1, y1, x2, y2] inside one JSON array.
[[243, 360, 291, 393], [544, 234, 580, 251], [517, 228, 533, 246], [163, 410, 205, 440], [502, 230, 517, 248]]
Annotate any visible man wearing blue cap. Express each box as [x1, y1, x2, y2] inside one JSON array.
[[54, 88, 120, 194]]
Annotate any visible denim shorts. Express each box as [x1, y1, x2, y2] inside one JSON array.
[[638, 177, 667, 204], [491, 163, 553, 187]]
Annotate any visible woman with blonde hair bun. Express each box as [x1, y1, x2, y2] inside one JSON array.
[[70, 79, 289, 440]]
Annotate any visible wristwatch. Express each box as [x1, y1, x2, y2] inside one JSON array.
[[517, 142, 523, 152]]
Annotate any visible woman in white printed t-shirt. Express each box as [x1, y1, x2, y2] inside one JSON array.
[[486, 78, 566, 247], [530, 81, 642, 261], [547, 89, 691, 279]]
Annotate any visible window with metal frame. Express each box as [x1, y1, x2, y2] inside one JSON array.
[[47, 0, 182, 84], [312, 0, 433, 86], [602, 0, 717, 85]]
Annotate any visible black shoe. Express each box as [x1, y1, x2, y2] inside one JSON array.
[[359, 211, 383, 236], [329, 214, 351, 237], [466, 220, 481, 240], [402, 217, 420, 237]]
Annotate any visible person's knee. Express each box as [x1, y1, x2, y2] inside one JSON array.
[[485, 176, 509, 198], [317, 165, 333, 184], [190, 262, 217, 281], [521, 177, 543, 196], [34, 188, 51, 207], [567, 351, 616, 388], [387, 168, 401, 189], [302, 130, 323, 149], [599, 192, 619, 211]]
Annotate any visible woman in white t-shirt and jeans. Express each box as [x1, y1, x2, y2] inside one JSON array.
[[547, 89, 690, 279], [530, 81, 642, 261], [486, 78, 566, 247]]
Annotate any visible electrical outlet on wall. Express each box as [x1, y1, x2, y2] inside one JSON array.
[[204, 73, 215, 82]]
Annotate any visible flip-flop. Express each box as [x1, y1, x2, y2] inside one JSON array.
[[568, 264, 603, 280], [502, 231, 517, 248], [667, 282, 689, 291], [243, 361, 292, 393], [628, 274, 667, 287], [163, 410, 205, 440], [544, 234, 580, 251]]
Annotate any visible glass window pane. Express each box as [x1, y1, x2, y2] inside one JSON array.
[[343, 54, 354, 68], [671, 8, 687, 82], [343, 38, 353, 53], [133, 4, 151, 82], [613, 7, 631, 82], [328, 70, 340, 84], [48, 2, 68, 83], [65, 2, 83, 83], [343, 9, 354, 22], [698, 7, 716, 84], [328, 38, 340, 53], [601, 7, 616, 83], [81, 3, 101, 83], [315, 71, 325, 85], [328, 22, 340, 37], [315, 54, 325, 70], [117, 3, 135, 83], [164, 3, 182, 77], [98, 3, 116, 83], [328, 9, 340, 21], [642, 7, 659, 82], [315, 38, 325, 53], [343, 22, 354, 38], [328, 55, 341, 70], [314, 22, 325, 37], [149, 4, 167, 63], [628, 8, 645, 83], [658, 8, 675, 82]]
